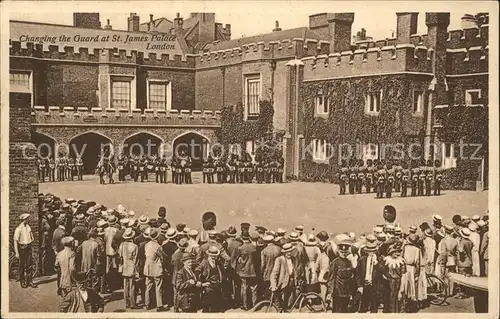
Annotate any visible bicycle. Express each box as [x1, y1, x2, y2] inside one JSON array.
[[252, 282, 326, 313], [426, 273, 448, 305]]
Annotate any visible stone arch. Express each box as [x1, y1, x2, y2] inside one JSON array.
[[171, 131, 212, 170], [122, 131, 165, 158], [68, 131, 114, 174], [32, 132, 57, 160]]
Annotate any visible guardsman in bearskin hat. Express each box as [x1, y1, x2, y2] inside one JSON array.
[[59, 155, 67, 181], [117, 155, 125, 182], [227, 155, 236, 184], [338, 161, 349, 195], [394, 159, 403, 193], [215, 158, 224, 183], [47, 157, 55, 182], [154, 156, 161, 183], [418, 165, 426, 196], [349, 163, 358, 195], [55, 156, 62, 181], [357, 160, 366, 194], [160, 156, 168, 183], [376, 164, 386, 199], [365, 159, 374, 193], [386, 163, 395, 199], [433, 160, 442, 195], [372, 160, 380, 194], [76, 156, 84, 181], [184, 156, 193, 184], [37, 157, 46, 182], [255, 156, 264, 184], [410, 165, 419, 197], [263, 158, 271, 183], [425, 159, 433, 196], [138, 156, 147, 183], [401, 161, 410, 197]]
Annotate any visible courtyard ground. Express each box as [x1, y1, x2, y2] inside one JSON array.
[[8, 174, 487, 313]]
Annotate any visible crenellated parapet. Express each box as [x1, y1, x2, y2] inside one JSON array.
[[10, 41, 196, 68], [32, 106, 221, 127], [302, 44, 434, 80], [196, 38, 329, 69], [446, 24, 489, 49]]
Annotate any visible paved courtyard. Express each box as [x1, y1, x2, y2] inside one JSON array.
[[8, 174, 486, 313]]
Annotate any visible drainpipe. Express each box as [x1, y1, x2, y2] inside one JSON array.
[[221, 67, 226, 107]]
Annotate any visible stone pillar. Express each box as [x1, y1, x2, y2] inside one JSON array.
[[9, 93, 39, 270]]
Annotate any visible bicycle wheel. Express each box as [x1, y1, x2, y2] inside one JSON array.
[[9, 255, 19, 281], [252, 300, 280, 313], [298, 292, 327, 313], [426, 274, 448, 305]]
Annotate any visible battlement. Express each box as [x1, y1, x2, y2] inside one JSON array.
[[196, 38, 330, 68], [302, 44, 434, 80], [32, 106, 221, 127], [10, 41, 196, 68], [446, 24, 488, 49]]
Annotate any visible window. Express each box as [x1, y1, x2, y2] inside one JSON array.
[[244, 74, 261, 119], [246, 140, 256, 156], [362, 143, 379, 161], [10, 71, 33, 107], [413, 90, 424, 113], [312, 139, 329, 161], [111, 76, 135, 109], [148, 81, 171, 110], [442, 142, 457, 169], [465, 89, 482, 106], [315, 92, 329, 115], [365, 90, 382, 114]]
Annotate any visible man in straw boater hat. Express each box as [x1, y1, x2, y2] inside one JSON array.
[[196, 245, 224, 312], [270, 243, 301, 311], [326, 239, 356, 313], [59, 271, 105, 313], [304, 234, 321, 286], [225, 226, 242, 309], [356, 234, 381, 313], [435, 224, 458, 296], [260, 234, 280, 300], [144, 228, 169, 311], [13, 213, 38, 289], [54, 236, 75, 297], [104, 215, 119, 291], [422, 228, 437, 275], [171, 237, 190, 312], [118, 227, 141, 309], [175, 253, 200, 313]]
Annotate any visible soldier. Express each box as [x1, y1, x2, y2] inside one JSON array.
[[202, 158, 209, 184], [373, 160, 380, 194], [264, 158, 271, 183], [171, 156, 178, 184], [227, 156, 236, 184], [160, 156, 168, 184], [47, 158, 55, 182], [338, 161, 349, 195], [65, 155, 71, 180], [178, 154, 187, 184], [418, 166, 426, 196], [365, 160, 374, 193], [394, 160, 403, 193], [207, 156, 215, 184], [37, 157, 46, 182], [76, 156, 84, 181], [59, 155, 66, 181], [411, 167, 419, 197], [376, 165, 386, 199], [255, 158, 264, 184], [277, 156, 285, 183], [216, 158, 225, 184], [357, 160, 365, 194], [425, 160, 433, 196], [146, 157, 155, 181], [247, 159, 255, 183], [154, 157, 162, 183], [139, 156, 147, 183], [401, 162, 410, 197], [68, 157, 76, 181], [184, 156, 193, 184], [55, 156, 62, 181], [107, 158, 116, 184], [386, 164, 395, 198], [97, 159, 107, 185], [434, 160, 442, 196], [348, 165, 357, 195], [117, 156, 125, 182], [130, 157, 139, 182]]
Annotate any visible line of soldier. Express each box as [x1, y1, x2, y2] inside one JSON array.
[[37, 156, 84, 183], [203, 155, 285, 184], [337, 159, 443, 198]]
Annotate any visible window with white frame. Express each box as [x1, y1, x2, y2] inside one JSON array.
[[111, 76, 135, 109], [413, 90, 424, 113], [365, 90, 382, 114], [362, 143, 379, 161], [312, 139, 329, 161], [148, 81, 171, 110], [442, 142, 457, 169], [465, 89, 482, 106], [244, 74, 261, 118], [10, 71, 33, 107], [315, 92, 329, 115], [246, 140, 256, 156]]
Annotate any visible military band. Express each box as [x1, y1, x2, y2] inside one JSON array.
[[337, 159, 443, 198], [37, 156, 85, 183]]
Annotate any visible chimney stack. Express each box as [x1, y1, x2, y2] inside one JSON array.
[[461, 14, 477, 29], [273, 21, 282, 32], [327, 13, 354, 53], [396, 12, 418, 44], [225, 23, 231, 37], [128, 13, 140, 32], [174, 12, 183, 32], [104, 19, 112, 30]]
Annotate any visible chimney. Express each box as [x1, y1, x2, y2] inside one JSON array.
[[174, 12, 183, 32], [327, 13, 355, 53], [461, 14, 477, 29], [104, 19, 112, 30], [150, 14, 154, 23], [73, 12, 101, 29], [225, 23, 231, 37], [396, 12, 418, 44], [128, 13, 140, 32], [273, 21, 282, 32]]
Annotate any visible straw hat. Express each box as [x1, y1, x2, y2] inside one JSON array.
[[288, 232, 300, 241], [207, 245, 220, 256], [166, 228, 178, 239], [281, 243, 294, 253], [305, 234, 317, 246], [122, 228, 136, 240], [20, 213, 31, 221]]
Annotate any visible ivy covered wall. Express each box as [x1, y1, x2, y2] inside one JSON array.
[[299, 74, 430, 181]]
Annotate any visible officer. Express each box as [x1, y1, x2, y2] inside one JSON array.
[[76, 156, 84, 181], [434, 160, 442, 196], [401, 162, 410, 197], [410, 166, 419, 196], [237, 157, 245, 184], [425, 160, 434, 196], [97, 158, 107, 185], [365, 160, 374, 193], [338, 161, 348, 195], [179, 153, 187, 184], [386, 164, 395, 198], [69, 157, 77, 181], [376, 165, 386, 198], [372, 160, 380, 194], [418, 166, 426, 196], [348, 165, 357, 195], [59, 156, 66, 181], [38, 158, 46, 182], [154, 156, 161, 183], [357, 160, 365, 194]]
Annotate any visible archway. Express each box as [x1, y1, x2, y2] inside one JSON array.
[[172, 132, 210, 171], [123, 132, 163, 158], [32, 132, 56, 160], [69, 132, 113, 174]]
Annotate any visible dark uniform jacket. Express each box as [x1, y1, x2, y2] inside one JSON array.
[[175, 267, 200, 311], [327, 257, 356, 297]]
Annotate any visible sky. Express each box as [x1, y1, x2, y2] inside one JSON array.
[[6, 1, 491, 41]]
